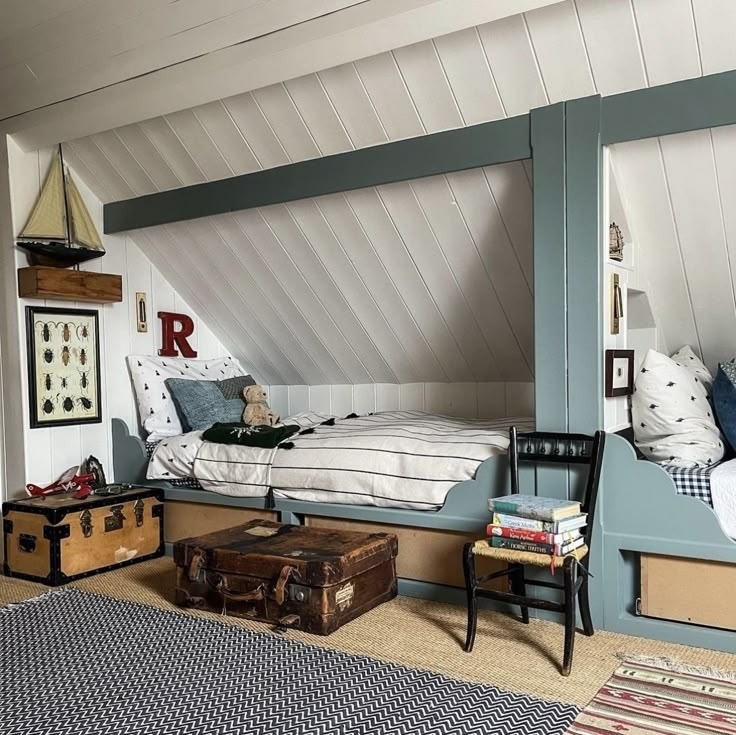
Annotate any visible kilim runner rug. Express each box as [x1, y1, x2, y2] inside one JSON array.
[[1, 588, 580, 735], [567, 656, 736, 734]]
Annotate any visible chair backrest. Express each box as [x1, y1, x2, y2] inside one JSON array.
[[509, 427, 606, 549]]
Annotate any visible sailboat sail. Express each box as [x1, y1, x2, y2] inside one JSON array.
[[19, 154, 67, 242], [16, 145, 105, 267], [67, 174, 104, 251]]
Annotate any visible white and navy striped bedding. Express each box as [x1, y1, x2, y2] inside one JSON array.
[[193, 411, 534, 510]]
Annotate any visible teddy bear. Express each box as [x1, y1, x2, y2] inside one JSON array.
[[242, 384, 279, 427]]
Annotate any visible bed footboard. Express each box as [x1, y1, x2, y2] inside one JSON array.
[[600, 433, 736, 651]]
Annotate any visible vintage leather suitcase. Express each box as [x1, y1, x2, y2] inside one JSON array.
[[2, 487, 164, 585], [174, 519, 398, 634]]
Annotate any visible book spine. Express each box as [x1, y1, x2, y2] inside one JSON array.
[[491, 537, 556, 554], [487, 524, 555, 544], [491, 512, 551, 532]]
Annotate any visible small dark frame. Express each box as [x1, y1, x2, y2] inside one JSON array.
[[26, 306, 102, 429], [604, 349, 635, 398]]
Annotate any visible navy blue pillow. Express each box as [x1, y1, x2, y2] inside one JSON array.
[[712, 362, 736, 452]]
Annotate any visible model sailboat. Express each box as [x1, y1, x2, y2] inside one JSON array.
[[16, 145, 105, 268]]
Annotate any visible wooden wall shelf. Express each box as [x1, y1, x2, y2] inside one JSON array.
[[18, 266, 123, 303]]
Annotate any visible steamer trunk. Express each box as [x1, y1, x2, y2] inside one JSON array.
[[174, 520, 398, 635], [2, 488, 164, 585]]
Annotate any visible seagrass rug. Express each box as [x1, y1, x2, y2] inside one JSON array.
[[567, 656, 736, 734], [1, 589, 579, 735]]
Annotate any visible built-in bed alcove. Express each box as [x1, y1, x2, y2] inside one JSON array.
[[107, 116, 539, 608], [599, 110, 736, 649]]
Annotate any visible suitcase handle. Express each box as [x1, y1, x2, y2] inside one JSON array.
[[207, 573, 266, 603]]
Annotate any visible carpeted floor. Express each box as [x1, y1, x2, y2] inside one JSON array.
[[2, 557, 736, 709]]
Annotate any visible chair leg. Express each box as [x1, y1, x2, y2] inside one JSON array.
[[462, 542, 478, 653], [579, 572, 594, 637], [562, 557, 577, 677], [510, 564, 529, 624]]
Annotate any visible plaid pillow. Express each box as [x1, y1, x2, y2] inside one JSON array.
[[214, 375, 256, 400]]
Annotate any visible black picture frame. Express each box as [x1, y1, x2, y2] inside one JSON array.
[[604, 349, 635, 398], [26, 306, 102, 429]]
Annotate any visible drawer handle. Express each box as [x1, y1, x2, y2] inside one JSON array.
[[18, 533, 37, 553]]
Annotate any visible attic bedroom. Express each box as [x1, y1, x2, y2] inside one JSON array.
[[2, 2, 736, 734]]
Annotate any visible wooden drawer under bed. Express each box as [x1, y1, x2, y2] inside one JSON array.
[[640, 553, 736, 631], [164, 501, 503, 590]]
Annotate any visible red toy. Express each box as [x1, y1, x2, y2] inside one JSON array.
[[26, 465, 95, 500]]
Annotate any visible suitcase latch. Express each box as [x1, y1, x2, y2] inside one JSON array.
[[80, 510, 93, 538], [104, 505, 125, 532], [288, 584, 310, 603], [133, 499, 144, 527]]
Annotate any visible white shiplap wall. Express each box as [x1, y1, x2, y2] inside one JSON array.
[[45, 0, 736, 396], [267, 382, 535, 422], [6, 141, 228, 495], [610, 124, 736, 375]]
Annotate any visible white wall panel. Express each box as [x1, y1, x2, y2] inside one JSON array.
[[632, 0, 701, 86], [270, 382, 535, 419], [6, 148, 229, 488]]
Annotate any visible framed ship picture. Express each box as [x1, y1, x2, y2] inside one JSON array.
[[26, 306, 102, 428]]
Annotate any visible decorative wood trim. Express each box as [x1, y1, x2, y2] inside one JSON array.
[[18, 266, 122, 303], [103, 114, 531, 233]]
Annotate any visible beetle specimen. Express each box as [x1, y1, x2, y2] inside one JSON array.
[[78, 370, 89, 390], [62, 396, 74, 413], [43, 373, 52, 391], [61, 346, 70, 366], [79, 348, 87, 366], [43, 348, 54, 364], [77, 396, 93, 411], [62, 323, 71, 342], [77, 324, 89, 340], [37, 322, 51, 342], [60, 376, 68, 389], [40, 397, 55, 415]]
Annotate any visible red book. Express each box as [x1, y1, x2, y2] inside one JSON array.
[[486, 524, 581, 546]]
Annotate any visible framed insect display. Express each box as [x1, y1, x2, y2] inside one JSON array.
[[26, 306, 102, 428]]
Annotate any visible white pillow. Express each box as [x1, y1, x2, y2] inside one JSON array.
[[632, 349, 724, 468], [127, 355, 246, 441], [670, 345, 713, 393]]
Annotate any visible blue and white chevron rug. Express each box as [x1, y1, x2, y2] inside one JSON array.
[[1, 589, 580, 734]]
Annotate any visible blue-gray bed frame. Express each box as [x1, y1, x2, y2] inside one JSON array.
[[106, 69, 736, 652], [112, 417, 531, 608]]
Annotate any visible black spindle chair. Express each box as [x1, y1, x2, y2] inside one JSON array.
[[462, 427, 606, 676]]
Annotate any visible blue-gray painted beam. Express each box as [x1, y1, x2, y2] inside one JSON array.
[[565, 95, 603, 435], [104, 114, 531, 233], [565, 95, 604, 628], [531, 102, 567, 437], [602, 69, 736, 145]]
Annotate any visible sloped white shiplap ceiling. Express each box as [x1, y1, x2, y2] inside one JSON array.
[[57, 0, 736, 384]]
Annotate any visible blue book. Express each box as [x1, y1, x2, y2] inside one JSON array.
[[488, 494, 581, 522]]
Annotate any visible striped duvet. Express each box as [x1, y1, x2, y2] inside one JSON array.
[[193, 411, 534, 511]]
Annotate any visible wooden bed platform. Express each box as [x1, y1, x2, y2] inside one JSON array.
[[112, 418, 515, 605]]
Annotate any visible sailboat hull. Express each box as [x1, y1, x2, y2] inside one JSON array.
[[17, 241, 105, 269]]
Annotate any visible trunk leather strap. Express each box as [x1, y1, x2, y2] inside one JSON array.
[[274, 565, 297, 605], [188, 549, 205, 582], [218, 584, 265, 602]]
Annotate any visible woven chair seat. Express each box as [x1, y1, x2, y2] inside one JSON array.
[[471, 539, 588, 568]]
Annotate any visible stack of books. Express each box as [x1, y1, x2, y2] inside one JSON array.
[[486, 494, 587, 556]]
